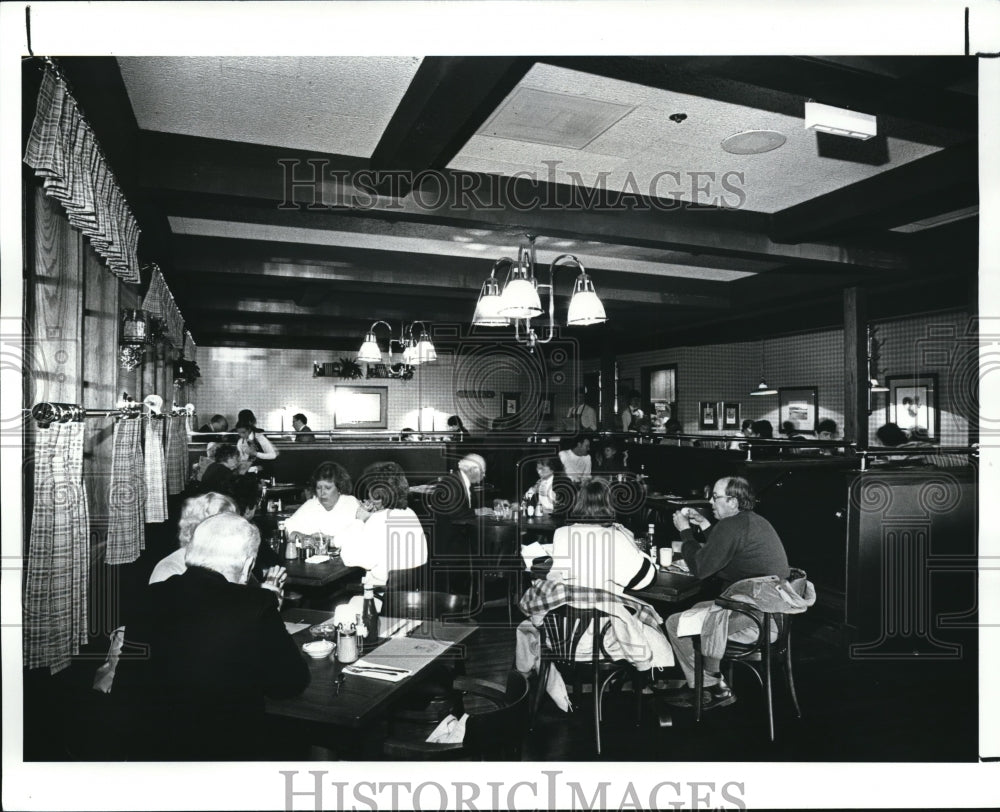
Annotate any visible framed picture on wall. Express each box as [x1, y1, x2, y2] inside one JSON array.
[[886, 374, 938, 442], [699, 401, 718, 430], [778, 387, 818, 435], [722, 401, 741, 429], [333, 385, 387, 429], [502, 392, 521, 416]]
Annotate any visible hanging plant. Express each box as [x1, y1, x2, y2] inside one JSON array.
[[173, 357, 201, 384], [338, 357, 363, 379]]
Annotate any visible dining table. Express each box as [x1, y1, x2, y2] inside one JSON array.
[[282, 554, 363, 589], [266, 608, 478, 730], [626, 565, 703, 605]]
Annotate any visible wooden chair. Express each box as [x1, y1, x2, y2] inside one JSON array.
[[383, 672, 530, 760], [476, 521, 522, 624], [532, 605, 647, 755], [692, 598, 801, 741]]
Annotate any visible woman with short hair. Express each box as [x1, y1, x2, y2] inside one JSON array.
[[283, 461, 360, 543]]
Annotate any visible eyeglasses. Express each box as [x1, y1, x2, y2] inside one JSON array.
[[711, 493, 730, 501]]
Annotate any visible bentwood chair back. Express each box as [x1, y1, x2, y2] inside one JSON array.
[[692, 595, 802, 741], [533, 604, 646, 755]]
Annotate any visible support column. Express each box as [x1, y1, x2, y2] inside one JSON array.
[[843, 287, 868, 447]]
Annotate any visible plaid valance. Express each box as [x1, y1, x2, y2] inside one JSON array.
[[142, 264, 185, 347], [24, 67, 141, 284]]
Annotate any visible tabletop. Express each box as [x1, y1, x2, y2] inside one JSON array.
[[626, 566, 703, 605], [266, 608, 478, 728], [282, 555, 363, 588]]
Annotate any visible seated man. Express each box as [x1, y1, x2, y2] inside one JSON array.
[[664, 476, 789, 711], [559, 434, 593, 482], [117, 514, 309, 759], [292, 412, 316, 443]]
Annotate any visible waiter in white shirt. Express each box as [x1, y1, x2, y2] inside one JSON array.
[[564, 387, 598, 432]]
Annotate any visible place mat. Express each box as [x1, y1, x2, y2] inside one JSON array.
[[284, 621, 311, 635], [304, 554, 331, 564], [359, 635, 453, 673]]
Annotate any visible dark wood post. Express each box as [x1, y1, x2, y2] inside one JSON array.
[[844, 287, 868, 447]]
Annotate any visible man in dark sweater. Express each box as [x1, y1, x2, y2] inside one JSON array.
[[663, 476, 789, 710]]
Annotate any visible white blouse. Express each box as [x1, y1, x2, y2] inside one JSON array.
[[283, 494, 360, 538], [549, 522, 655, 594], [337, 508, 428, 587]]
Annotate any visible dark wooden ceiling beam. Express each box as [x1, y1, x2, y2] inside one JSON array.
[[167, 235, 737, 299], [769, 142, 978, 243], [370, 57, 534, 193], [139, 131, 913, 272]]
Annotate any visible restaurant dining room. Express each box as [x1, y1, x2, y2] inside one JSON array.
[[4, 3, 999, 805]]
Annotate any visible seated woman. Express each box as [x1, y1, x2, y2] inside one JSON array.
[[549, 479, 656, 595], [284, 461, 360, 543], [199, 443, 240, 493], [337, 461, 428, 595], [235, 420, 278, 476], [523, 456, 562, 512]]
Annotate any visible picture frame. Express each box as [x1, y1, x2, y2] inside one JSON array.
[[722, 401, 741, 430], [699, 401, 718, 430], [886, 374, 939, 442], [778, 387, 818, 435], [333, 385, 388, 429], [502, 391, 521, 417]]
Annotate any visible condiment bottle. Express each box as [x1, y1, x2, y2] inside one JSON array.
[[281, 521, 297, 560], [647, 522, 657, 565], [361, 584, 379, 650]]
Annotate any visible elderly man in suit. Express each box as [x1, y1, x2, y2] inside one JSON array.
[[117, 513, 309, 759]]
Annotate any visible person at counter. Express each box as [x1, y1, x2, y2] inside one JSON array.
[[235, 421, 278, 475], [559, 434, 593, 482], [338, 462, 428, 594], [620, 391, 644, 432], [447, 415, 471, 441], [284, 461, 360, 542], [117, 514, 309, 759], [594, 439, 629, 476], [197, 414, 229, 434], [664, 476, 789, 712], [564, 387, 598, 432], [292, 413, 316, 443]]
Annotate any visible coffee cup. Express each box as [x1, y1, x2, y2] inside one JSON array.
[[658, 548, 672, 567]]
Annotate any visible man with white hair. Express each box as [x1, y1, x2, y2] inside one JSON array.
[[430, 453, 491, 595], [117, 513, 309, 759]]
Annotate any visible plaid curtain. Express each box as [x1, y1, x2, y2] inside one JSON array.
[[106, 418, 146, 565], [144, 417, 168, 524], [23, 422, 90, 674], [142, 265, 184, 347], [165, 414, 188, 495], [23, 68, 140, 284]]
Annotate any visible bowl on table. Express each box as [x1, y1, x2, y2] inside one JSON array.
[[309, 623, 338, 641], [302, 639, 335, 659]]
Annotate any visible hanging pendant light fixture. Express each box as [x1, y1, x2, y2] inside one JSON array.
[[356, 320, 436, 373], [472, 259, 512, 327], [750, 338, 777, 396], [473, 235, 607, 347]]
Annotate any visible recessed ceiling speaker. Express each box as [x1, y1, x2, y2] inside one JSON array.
[[720, 130, 787, 155]]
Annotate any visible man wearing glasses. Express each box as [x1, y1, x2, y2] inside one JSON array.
[[662, 476, 789, 711]]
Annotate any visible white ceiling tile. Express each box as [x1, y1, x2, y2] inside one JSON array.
[[118, 56, 422, 156]]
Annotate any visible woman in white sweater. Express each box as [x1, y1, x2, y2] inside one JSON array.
[[284, 461, 360, 542]]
